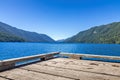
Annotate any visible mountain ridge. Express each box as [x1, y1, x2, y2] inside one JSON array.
[[64, 22, 120, 44], [0, 22, 55, 42]]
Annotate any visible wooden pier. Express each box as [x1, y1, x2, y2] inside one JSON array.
[[0, 52, 120, 80]]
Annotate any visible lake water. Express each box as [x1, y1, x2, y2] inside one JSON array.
[[0, 42, 120, 60]]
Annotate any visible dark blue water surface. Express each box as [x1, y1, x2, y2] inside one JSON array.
[[0, 42, 120, 60]]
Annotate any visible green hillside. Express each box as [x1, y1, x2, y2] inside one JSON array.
[[0, 22, 55, 42], [65, 22, 120, 44], [0, 32, 25, 42]]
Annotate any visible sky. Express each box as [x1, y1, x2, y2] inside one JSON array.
[[0, 0, 120, 40]]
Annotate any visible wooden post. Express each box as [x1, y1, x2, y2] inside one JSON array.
[[45, 54, 54, 60], [0, 52, 60, 71], [69, 54, 80, 60], [60, 53, 120, 61], [0, 62, 15, 71], [41, 57, 46, 61]]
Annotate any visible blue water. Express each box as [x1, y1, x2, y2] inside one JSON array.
[[0, 42, 120, 60]]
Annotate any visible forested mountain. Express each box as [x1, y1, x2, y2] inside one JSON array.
[[0, 32, 25, 42], [0, 22, 55, 42], [65, 22, 120, 44]]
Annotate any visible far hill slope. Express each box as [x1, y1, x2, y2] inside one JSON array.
[[0, 22, 55, 42], [0, 32, 25, 42], [65, 22, 120, 44]]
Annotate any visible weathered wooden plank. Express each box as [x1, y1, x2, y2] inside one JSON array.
[[0, 77, 8, 80], [0, 63, 15, 72], [21, 62, 120, 80], [1, 52, 59, 65], [0, 52, 59, 71], [60, 53, 120, 60], [37, 58, 120, 76], [0, 68, 73, 80], [1, 57, 120, 80]]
